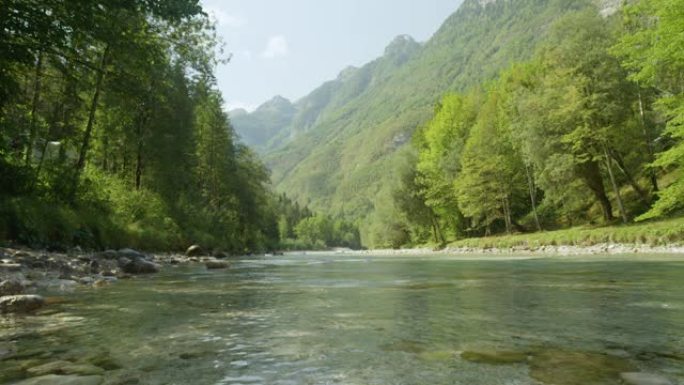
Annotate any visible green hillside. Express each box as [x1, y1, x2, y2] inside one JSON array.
[[257, 1, 599, 238]]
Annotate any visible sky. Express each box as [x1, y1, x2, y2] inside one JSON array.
[[200, 0, 464, 111]]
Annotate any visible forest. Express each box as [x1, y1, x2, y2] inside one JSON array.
[[391, 0, 684, 247], [0, 0, 359, 252]]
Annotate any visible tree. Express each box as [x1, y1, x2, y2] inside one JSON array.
[[613, 0, 684, 219]]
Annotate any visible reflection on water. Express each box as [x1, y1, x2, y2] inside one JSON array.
[[2, 254, 684, 384]]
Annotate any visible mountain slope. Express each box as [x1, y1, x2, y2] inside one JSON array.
[[230, 95, 296, 150], [236, 0, 614, 245]]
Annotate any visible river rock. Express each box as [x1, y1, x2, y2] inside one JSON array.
[[0, 294, 45, 313], [96, 250, 118, 260], [0, 263, 22, 272], [12, 250, 32, 258], [28, 360, 105, 376], [13, 374, 103, 385], [37, 279, 78, 292], [118, 258, 158, 274], [0, 279, 25, 296], [186, 245, 203, 257], [213, 251, 230, 259], [205, 260, 230, 269], [620, 373, 673, 385], [117, 248, 146, 260]]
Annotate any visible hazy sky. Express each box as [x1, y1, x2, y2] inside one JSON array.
[[201, 0, 464, 111]]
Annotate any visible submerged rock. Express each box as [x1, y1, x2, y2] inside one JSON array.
[[186, 245, 203, 257], [27, 360, 105, 376], [13, 374, 103, 385], [205, 260, 230, 269], [620, 372, 673, 385], [0, 278, 25, 296], [0, 294, 45, 313], [529, 350, 634, 385], [460, 350, 529, 365], [380, 340, 425, 354]]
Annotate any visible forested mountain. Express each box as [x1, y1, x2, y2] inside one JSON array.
[[244, 0, 614, 245], [231, 34, 422, 153], [230, 96, 296, 151]]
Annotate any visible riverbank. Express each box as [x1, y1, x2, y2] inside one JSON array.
[[0, 247, 230, 314], [367, 217, 684, 257]]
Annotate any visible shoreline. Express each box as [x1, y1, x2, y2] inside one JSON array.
[[0, 247, 229, 313], [321, 243, 684, 258]]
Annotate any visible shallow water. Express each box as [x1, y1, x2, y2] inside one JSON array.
[[2, 253, 684, 384]]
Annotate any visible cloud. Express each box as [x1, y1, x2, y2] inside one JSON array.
[[204, 6, 246, 28], [261, 35, 289, 59]]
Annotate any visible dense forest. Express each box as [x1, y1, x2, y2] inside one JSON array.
[[391, 0, 684, 247], [0, 0, 359, 252]]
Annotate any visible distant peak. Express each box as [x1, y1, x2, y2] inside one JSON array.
[[254, 95, 296, 114], [268, 95, 291, 104], [384, 34, 420, 55], [337, 66, 359, 81]]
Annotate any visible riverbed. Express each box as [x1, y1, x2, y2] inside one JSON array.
[[2, 253, 684, 384]]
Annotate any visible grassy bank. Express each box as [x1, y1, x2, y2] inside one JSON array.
[[446, 217, 684, 250]]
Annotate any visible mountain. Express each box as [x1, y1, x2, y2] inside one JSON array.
[[230, 95, 296, 150], [230, 35, 422, 153], [234, 0, 618, 243]]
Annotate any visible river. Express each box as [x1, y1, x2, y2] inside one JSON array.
[[2, 253, 684, 384]]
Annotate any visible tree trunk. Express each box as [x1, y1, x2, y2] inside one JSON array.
[[609, 149, 650, 204], [524, 163, 542, 231], [35, 97, 63, 181], [25, 53, 44, 166], [603, 144, 629, 224], [577, 160, 614, 222], [636, 82, 659, 192], [75, 45, 109, 175], [431, 216, 445, 245]]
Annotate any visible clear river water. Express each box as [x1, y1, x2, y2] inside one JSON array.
[[2, 253, 684, 385]]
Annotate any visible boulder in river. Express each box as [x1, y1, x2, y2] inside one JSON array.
[[0, 294, 45, 313], [118, 257, 159, 274], [205, 260, 230, 269], [186, 244, 203, 257], [620, 372, 673, 385], [13, 374, 103, 385]]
